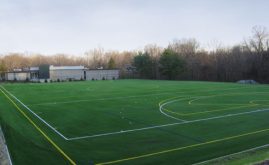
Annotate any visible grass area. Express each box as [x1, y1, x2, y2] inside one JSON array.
[[0, 79, 269, 165]]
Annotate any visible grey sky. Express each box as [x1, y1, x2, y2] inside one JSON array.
[[1, 0, 269, 55]]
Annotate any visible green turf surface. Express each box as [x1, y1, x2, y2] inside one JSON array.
[[0, 80, 269, 165]]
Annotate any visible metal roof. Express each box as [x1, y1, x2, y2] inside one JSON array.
[[49, 65, 85, 70], [30, 67, 39, 71]]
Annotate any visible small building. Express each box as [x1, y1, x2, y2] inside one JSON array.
[[49, 66, 85, 81], [5, 71, 30, 81], [5, 67, 39, 81], [85, 69, 119, 80]]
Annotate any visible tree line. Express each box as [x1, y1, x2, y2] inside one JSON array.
[[1, 26, 269, 83], [133, 26, 269, 83]]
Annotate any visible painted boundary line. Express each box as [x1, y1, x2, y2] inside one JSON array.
[[158, 96, 188, 122], [193, 143, 269, 165], [67, 108, 269, 140], [0, 86, 76, 165], [0, 86, 68, 140], [96, 128, 269, 165]]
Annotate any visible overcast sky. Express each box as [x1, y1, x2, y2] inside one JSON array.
[[1, 0, 269, 55]]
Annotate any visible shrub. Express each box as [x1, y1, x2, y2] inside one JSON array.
[[45, 79, 48, 83], [112, 77, 115, 80], [57, 79, 60, 82], [102, 77, 105, 80]]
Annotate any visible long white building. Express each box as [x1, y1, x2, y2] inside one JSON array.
[[4, 65, 120, 81]]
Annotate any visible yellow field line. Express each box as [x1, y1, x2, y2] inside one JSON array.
[[97, 127, 269, 165], [0, 87, 76, 165], [165, 104, 259, 116]]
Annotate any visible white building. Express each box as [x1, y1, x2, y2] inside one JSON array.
[[49, 66, 85, 81], [5, 72, 30, 81], [4, 65, 120, 82], [85, 69, 120, 80], [5, 67, 40, 81]]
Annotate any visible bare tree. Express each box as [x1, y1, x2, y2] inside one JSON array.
[[244, 26, 269, 54], [168, 38, 199, 56], [84, 47, 105, 69]]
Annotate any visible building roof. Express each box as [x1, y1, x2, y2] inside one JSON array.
[[30, 67, 39, 71], [5, 71, 30, 73], [13, 69, 22, 72], [49, 65, 85, 70], [87, 69, 120, 71]]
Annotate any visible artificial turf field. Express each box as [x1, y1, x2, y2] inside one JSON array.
[[0, 79, 269, 165]]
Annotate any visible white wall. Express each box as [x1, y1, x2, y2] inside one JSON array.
[[50, 69, 84, 81], [86, 70, 119, 80], [6, 72, 30, 81]]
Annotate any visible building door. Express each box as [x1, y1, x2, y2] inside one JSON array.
[[84, 71, 86, 80]]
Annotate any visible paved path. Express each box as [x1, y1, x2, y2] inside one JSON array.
[[0, 127, 12, 165]]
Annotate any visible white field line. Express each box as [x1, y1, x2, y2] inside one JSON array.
[[159, 97, 189, 122], [67, 108, 269, 141], [193, 143, 269, 165], [0, 86, 68, 140], [26, 86, 249, 106]]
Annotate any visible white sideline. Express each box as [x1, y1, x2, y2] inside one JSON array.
[[67, 108, 269, 140], [193, 143, 269, 165], [0, 86, 68, 140]]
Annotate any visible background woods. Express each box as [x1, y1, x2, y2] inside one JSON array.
[[1, 26, 269, 83]]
